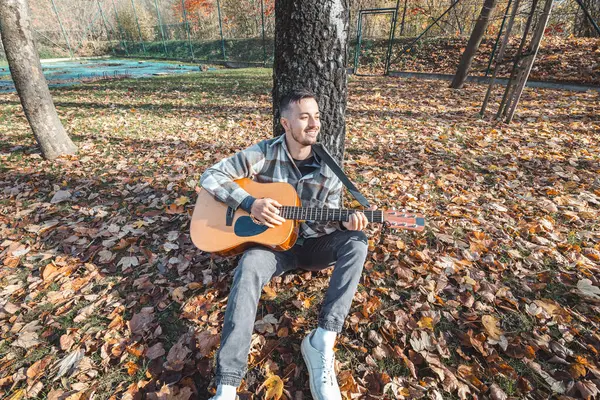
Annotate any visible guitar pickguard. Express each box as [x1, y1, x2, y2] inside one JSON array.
[[234, 216, 269, 237]]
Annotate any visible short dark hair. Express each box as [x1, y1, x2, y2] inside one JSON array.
[[279, 89, 317, 115]]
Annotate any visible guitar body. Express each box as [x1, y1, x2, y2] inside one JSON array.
[[190, 179, 301, 257]]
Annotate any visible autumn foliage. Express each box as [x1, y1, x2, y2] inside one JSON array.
[[1, 69, 599, 399]]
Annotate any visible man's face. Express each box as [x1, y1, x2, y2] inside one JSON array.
[[281, 98, 321, 147]]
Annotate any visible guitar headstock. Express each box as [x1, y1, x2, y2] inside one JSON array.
[[382, 210, 425, 232]]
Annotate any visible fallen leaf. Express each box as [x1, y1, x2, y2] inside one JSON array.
[[482, 315, 503, 340], [577, 279, 600, 299], [146, 343, 166, 360], [259, 374, 284, 400], [51, 190, 71, 203]]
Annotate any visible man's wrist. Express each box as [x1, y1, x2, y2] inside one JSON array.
[[240, 195, 257, 213]]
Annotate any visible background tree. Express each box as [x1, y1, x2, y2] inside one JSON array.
[[0, 0, 77, 159], [273, 0, 349, 164], [450, 0, 499, 88]]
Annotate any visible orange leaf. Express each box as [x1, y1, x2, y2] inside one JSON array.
[[126, 361, 139, 376], [569, 362, 586, 379], [166, 203, 184, 214], [277, 327, 289, 338], [262, 285, 277, 300]]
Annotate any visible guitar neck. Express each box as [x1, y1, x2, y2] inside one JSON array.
[[278, 207, 384, 223]]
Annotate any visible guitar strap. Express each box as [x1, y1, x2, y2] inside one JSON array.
[[312, 144, 371, 208]]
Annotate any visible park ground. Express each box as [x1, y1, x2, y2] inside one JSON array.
[[0, 68, 599, 399]]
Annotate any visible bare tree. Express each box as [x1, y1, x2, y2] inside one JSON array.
[[273, 0, 349, 164], [450, 0, 499, 88], [0, 0, 77, 160]]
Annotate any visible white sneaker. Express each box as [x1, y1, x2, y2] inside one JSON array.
[[301, 330, 342, 400]]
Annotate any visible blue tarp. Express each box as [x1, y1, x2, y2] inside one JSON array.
[[0, 58, 204, 93]]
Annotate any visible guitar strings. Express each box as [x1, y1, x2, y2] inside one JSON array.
[[277, 207, 385, 222]]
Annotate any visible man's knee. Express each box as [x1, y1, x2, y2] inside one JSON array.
[[234, 248, 277, 284], [340, 231, 368, 259]]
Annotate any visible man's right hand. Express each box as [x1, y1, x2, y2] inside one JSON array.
[[250, 198, 286, 228]]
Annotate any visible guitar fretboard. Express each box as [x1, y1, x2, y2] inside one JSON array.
[[279, 207, 384, 222]]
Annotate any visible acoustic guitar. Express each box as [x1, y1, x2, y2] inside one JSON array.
[[190, 178, 425, 257]]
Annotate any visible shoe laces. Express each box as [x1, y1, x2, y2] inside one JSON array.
[[321, 353, 335, 386]]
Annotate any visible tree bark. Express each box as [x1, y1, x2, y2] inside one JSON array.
[[273, 0, 349, 165], [450, 0, 499, 89], [0, 0, 77, 160]]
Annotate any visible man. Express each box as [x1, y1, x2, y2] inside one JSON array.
[[200, 89, 370, 400]]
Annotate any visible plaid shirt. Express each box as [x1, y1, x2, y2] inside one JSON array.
[[199, 134, 343, 238]]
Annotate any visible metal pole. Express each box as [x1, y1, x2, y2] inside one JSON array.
[[385, 1, 401, 75], [154, 0, 169, 56], [111, 0, 130, 55], [50, 0, 74, 58], [33, 28, 70, 51], [573, 0, 600, 36], [180, 0, 195, 59], [72, 10, 101, 53], [260, 0, 267, 66], [216, 0, 226, 60], [353, 12, 364, 73], [506, 0, 554, 123], [453, 0, 463, 34], [485, 0, 512, 76], [481, 0, 520, 115], [496, 0, 537, 119], [400, 0, 408, 35], [399, 0, 460, 55], [131, 0, 147, 55], [97, 0, 116, 56]]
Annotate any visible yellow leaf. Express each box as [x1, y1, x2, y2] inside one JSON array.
[[417, 316, 434, 330], [481, 315, 503, 340], [464, 275, 477, 286], [260, 374, 284, 400], [175, 196, 190, 206], [6, 389, 25, 400]]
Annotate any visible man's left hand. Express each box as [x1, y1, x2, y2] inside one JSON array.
[[342, 206, 376, 231]]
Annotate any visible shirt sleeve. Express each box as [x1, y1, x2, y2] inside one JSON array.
[[239, 195, 257, 213], [199, 144, 266, 210]]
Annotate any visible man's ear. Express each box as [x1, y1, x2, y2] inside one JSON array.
[[280, 116, 289, 132]]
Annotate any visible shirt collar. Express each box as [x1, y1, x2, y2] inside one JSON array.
[[271, 134, 334, 178]]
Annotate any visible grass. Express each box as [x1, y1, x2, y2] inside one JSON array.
[[501, 311, 535, 335], [376, 357, 409, 377], [156, 304, 192, 349]]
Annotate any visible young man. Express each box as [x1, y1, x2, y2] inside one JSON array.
[[200, 89, 370, 400]]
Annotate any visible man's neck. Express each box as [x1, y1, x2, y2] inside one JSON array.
[[284, 135, 312, 160]]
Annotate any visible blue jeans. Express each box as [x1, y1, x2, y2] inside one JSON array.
[[215, 229, 368, 387]]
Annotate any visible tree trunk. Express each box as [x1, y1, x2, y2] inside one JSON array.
[[0, 0, 77, 160], [450, 0, 498, 89], [273, 0, 349, 165]]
